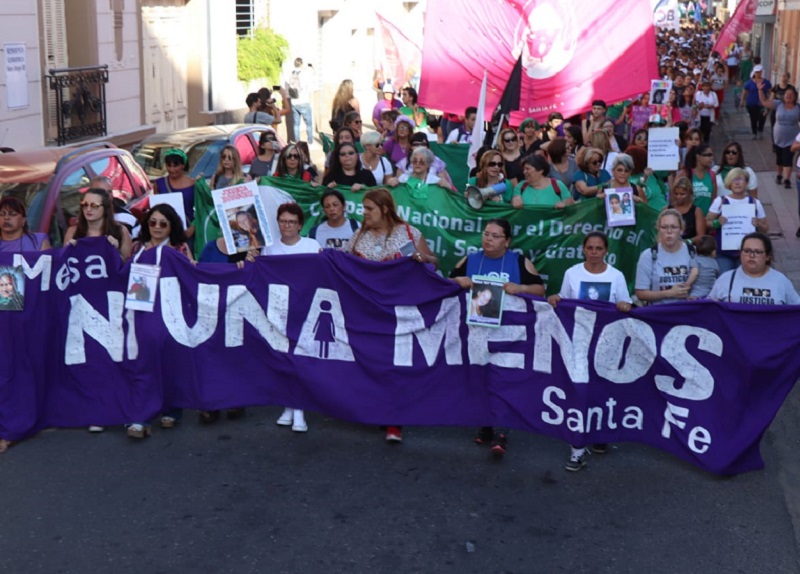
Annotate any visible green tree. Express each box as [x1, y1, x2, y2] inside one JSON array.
[[237, 28, 289, 84]]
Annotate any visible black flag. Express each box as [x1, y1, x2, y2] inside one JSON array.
[[484, 55, 523, 147]]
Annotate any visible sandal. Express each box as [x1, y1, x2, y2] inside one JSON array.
[[199, 410, 220, 425], [126, 424, 151, 439], [160, 416, 177, 429], [0, 439, 14, 453]]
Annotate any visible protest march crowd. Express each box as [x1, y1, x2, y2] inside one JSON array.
[[1, 12, 799, 474]]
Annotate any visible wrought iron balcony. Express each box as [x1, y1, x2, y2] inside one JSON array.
[[47, 65, 109, 146]]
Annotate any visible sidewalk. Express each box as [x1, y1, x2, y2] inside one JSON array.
[[711, 91, 800, 288]]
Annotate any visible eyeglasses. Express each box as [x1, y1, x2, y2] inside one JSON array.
[[285, 154, 300, 159], [742, 248, 765, 257], [411, 158, 428, 165], [81, 201, 103, 210], [411, 142, 427, 147], [148, 219, 170, 229], [503, 138, 516, 143], [731, 177, 746, 184], [482, 232, 505, 239], [339, 151, 356, 157], [589, 160, 602, 165], [487, 161, 503, 167], [699, 153, 714, 157], [724, 150, 738, 155], [659, 225, 680, 231], [278, 219, 299, 226]]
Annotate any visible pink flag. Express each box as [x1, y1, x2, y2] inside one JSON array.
[[418, 0, 658, 123], [711, 0, 758, 56], [375, 12, 422, 88]]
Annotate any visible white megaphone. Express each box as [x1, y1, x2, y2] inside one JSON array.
[[465, 182, 507, 209]]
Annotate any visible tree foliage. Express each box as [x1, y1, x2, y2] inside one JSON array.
[[237, 28, 289, 84]]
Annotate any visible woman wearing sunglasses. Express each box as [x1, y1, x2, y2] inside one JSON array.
[[275, 144, 317, 183], [359, 131, 396, 186], [713, 142, 758, 199], [211, 145, 251, 190], [322, 142, 377, 191], [465, 150, 511, 203], [573, 147, 611, 200], [249, 131, 282, 179], [395, 132, 453, 187], [127, 204, 193, 439], [498, 127, 523, 187], [64, 188, 132, 260]]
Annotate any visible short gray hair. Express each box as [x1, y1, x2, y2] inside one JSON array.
[[361, 131, 381, 146], [411, 146, 434, 166], [611, 153, 634, 173]]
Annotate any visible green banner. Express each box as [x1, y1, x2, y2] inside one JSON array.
[[258, 177, 659, 294]]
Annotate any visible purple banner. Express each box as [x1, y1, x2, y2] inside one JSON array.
[[1, 239, 799, 475]]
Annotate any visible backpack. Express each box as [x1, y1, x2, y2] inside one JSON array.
[[288, 70, 301, 99]]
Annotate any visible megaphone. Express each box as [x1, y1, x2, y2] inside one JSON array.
[[465, 183, 507, 209]]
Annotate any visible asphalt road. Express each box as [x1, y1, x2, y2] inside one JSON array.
[[0, 402, 798, 574]]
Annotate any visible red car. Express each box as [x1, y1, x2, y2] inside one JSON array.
[[0, 143, 152, 246]]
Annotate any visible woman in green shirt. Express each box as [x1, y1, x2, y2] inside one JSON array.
[[511, 155, 574, 209]]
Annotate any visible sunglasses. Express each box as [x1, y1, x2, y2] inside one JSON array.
[[221, 155, 234, 160], [285, 154, 300, 159], [339, 151, 356, 157], [589, 160, 602, 165], [487, 161, 503, 167], [351, 120, 363, 124], [724, 150, 738, 155], [148, 219, 170, 229], [80, 201, 103, 210], [503, 138, 516, 143]]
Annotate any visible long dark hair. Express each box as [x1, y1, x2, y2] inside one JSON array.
[[719, 141, 745, 169], [138, 204, 186, 247], [75, 188, 122, 243], [325, 142, 364, 183]]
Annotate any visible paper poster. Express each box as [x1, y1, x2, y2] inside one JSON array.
[[630, 105, 656, 140], [649, 79, 672, 106], [150, 192, 187, 229], [720, 203, 756, 251], [3, 43, 28, 109], [605, 188, 637, 227], [467, 275, 506, 328], [0, 266, 24, 311], [213, 180, 273, 254], [648, 127, 680, 171], [125, 263, 160, 313]]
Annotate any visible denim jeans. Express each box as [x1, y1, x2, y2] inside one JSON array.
[[292, 103, 314, 143]]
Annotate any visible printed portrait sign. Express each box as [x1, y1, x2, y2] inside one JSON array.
[[213, 180, 273, 254], [0, 266, 24, 311], [605, 187, 637, 227], [467, 275, 506, 327]]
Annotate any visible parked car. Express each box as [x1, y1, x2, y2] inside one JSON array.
[[0, 143, 152, 247], [131, 124, 283, 182]]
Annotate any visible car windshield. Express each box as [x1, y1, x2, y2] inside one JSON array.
[[132, 144, 170, 180], [189, 140, 227, 181]]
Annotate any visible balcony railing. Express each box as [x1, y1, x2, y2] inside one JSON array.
[[47, 65, 109, 146]]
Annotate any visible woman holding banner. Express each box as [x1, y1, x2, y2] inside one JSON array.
[[708, 232, 800, 304], [347, 188, 437, 444], [127, 204, 193, 439], [64, 188, 132, 262], [512, 155, 574, 209], [264, 203, 321, 433], [0, 197, 51, 252], [449, 218, 544, 456], [323, 142, 377, 191], [634, 208, 698, 305], [548, 231, 632, 471]]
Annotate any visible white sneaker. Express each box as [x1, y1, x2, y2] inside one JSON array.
[[276, 408, 294, 426], [292, 409, 308, 433], [88, 425, 104, 433]]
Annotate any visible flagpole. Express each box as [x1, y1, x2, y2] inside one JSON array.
[[467, 70, 488, 171]]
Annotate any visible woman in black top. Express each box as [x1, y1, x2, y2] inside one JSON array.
[[322, 142, 377, 191]]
